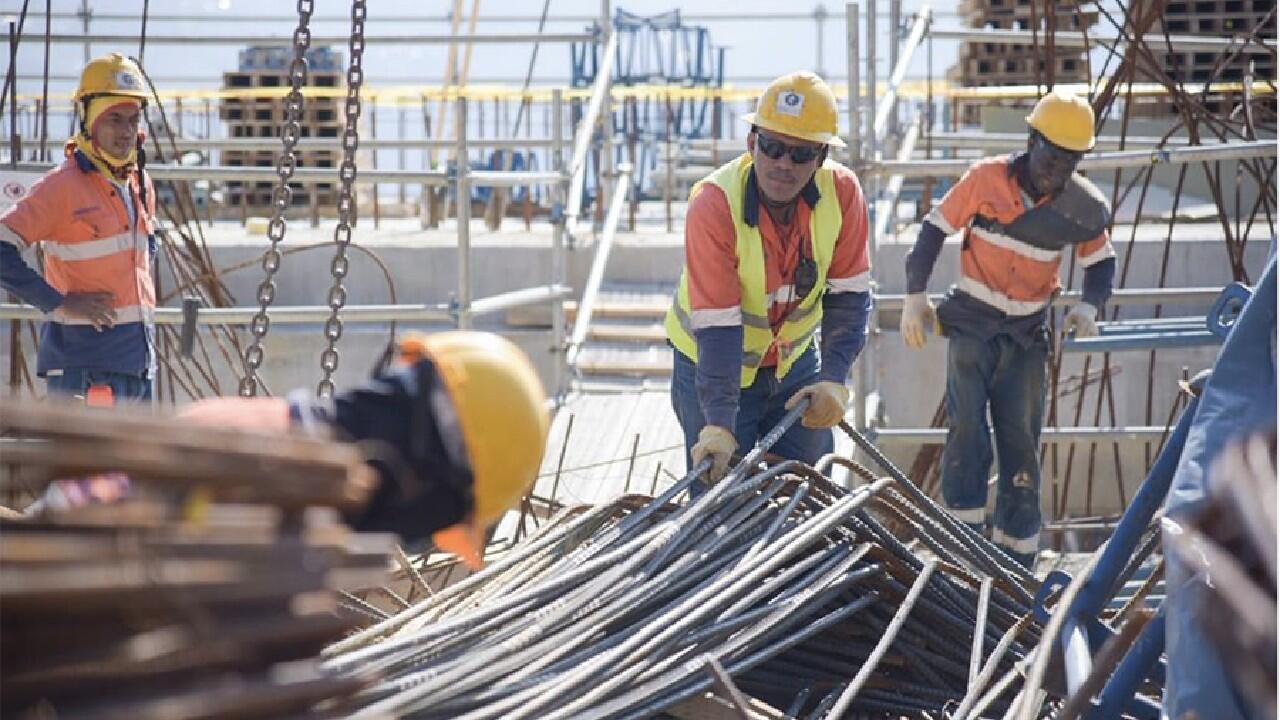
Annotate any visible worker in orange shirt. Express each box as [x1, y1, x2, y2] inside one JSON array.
[[665, 72, 872, 488], [179, 331, 549, 569], [899, 89, 1116, 567], [0, 54, 158, 403]]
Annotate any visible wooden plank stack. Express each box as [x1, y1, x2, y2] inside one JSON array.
[[0, 399, 396, 719], [947, 0, 1098, 126], [1133, 0, 1277, 118], [220, 46, 344, 217]]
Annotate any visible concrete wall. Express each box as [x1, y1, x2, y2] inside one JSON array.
[[3, 218, 1271, 521]]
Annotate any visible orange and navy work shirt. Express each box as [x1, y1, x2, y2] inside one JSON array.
[[926, 155, 1114, 317], [0, 150, 157, 376], [684, 163, 871, 367]]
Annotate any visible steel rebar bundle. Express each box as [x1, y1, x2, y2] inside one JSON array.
[[324, 409, 1050, 719]]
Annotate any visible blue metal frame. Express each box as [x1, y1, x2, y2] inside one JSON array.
[[1033, 368, 1211, 718], [570, 11, 726, 203], [1063, 282, 1251, 354]]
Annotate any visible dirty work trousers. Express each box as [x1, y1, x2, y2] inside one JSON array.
[[671, 345, 832, 495], [940, 329, 1048, 568]]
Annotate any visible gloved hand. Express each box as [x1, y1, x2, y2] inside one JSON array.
[[60, 291, 116, 331], [785, 381, 850, 429], [900, 293, 938, 350], [1064, 302, 1099, 338], [691, 425, 737, 483]]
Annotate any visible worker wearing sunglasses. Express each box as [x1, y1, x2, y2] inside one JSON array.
[[665, 71, 873, 490]]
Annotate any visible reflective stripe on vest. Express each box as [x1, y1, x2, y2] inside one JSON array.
[[665, 152, 843, 387]]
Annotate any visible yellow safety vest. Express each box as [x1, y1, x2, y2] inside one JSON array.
[[665, 152, 843, 386]]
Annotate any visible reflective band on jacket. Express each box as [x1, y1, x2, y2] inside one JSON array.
[[665, 152, 843, 387]]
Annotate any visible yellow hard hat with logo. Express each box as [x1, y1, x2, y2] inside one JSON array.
[[742, 71, 846, 148], [396, 331, 550, 569], [75, 53, 149, 103], [1025, 88, 1096, 152]]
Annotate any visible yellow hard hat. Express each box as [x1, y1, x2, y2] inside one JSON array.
[[396, 331, 549, 567], [1025, 88, 1096, 152], [75, 53, 149, 103], [742, 71, 846, 148]]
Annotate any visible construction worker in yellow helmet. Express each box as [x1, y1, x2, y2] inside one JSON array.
[[1, 53, 159, 403], [179, 331, 550, 569], [665, 71, 872, 490], [899, 88, 1115, 568]]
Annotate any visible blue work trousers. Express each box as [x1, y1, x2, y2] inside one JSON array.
[[46, 368, 153, 405], [671, 345, 832, 493], [940, 329, 1048, 567]]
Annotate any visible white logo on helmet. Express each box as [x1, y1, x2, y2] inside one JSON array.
[[114, 70, 142, 91], [774, 90, 805, 118]]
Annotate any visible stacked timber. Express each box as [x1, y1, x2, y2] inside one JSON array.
[[220, 46, 344, 217], [1133, 0, 1277, 118], [0, 400, 395, 720], [948, 0, 1097, 126]]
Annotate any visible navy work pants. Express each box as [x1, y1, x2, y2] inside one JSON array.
[[940, 329, 1048, 567], [671, 345, 832, 492]]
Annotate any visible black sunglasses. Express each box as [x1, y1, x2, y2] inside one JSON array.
[[755, 131, 825, 164]]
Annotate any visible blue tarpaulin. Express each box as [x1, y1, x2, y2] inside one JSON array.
[[1163, 256, 1276, 719]]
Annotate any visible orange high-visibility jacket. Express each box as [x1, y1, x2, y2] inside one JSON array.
[[0, 150, 157, 376], [926, 155, 1114, 316]]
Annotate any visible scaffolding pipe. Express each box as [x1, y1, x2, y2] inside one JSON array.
[[455, 97, 472, 328], [875, 287, 1229, 311], [846, 1, 864, 431], [872, 6, 930, 142], [8, 161, 563, 187], [167, 137, 557, 151], [870, 426, 1172, 445], [29, 32, 597, 46], [0, 286, 573, 324], [871, 118, 920, 243], [564, 31, 619, 238], [566, 163, 633, 369], [866, 139, 1277, 178], [551, 88, 567, 399], [845, 2, 860, 156], [926, 27, 1277, 53], [922, 132, 1198, 150]]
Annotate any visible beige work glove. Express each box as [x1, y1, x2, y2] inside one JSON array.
[[900, 292, 938, 350], [785, 381, 851, 429], [692, 425, 737, 483], [1064, 302, 1100, 338]]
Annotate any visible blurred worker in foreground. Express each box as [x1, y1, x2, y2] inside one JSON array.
[[0, 53, 158, 403], [179, 331, 550, 569], [899, 88, 1116, 567], [665, 71, 872, 488]]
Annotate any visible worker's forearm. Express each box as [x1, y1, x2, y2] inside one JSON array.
[[694, 325, 743, 430], [905, 221, 947, 294], [0, 241, 63, 312], [1081, 256, 1116, 308], [819, 290, 871, 383]]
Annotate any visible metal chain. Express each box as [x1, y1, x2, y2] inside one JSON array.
[[315, 0, 367, 397], [238, 0, 314, 397]]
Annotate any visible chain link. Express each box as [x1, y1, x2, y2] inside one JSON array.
[[238, 0, 314, 397], [316, 0, 367, 397]]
